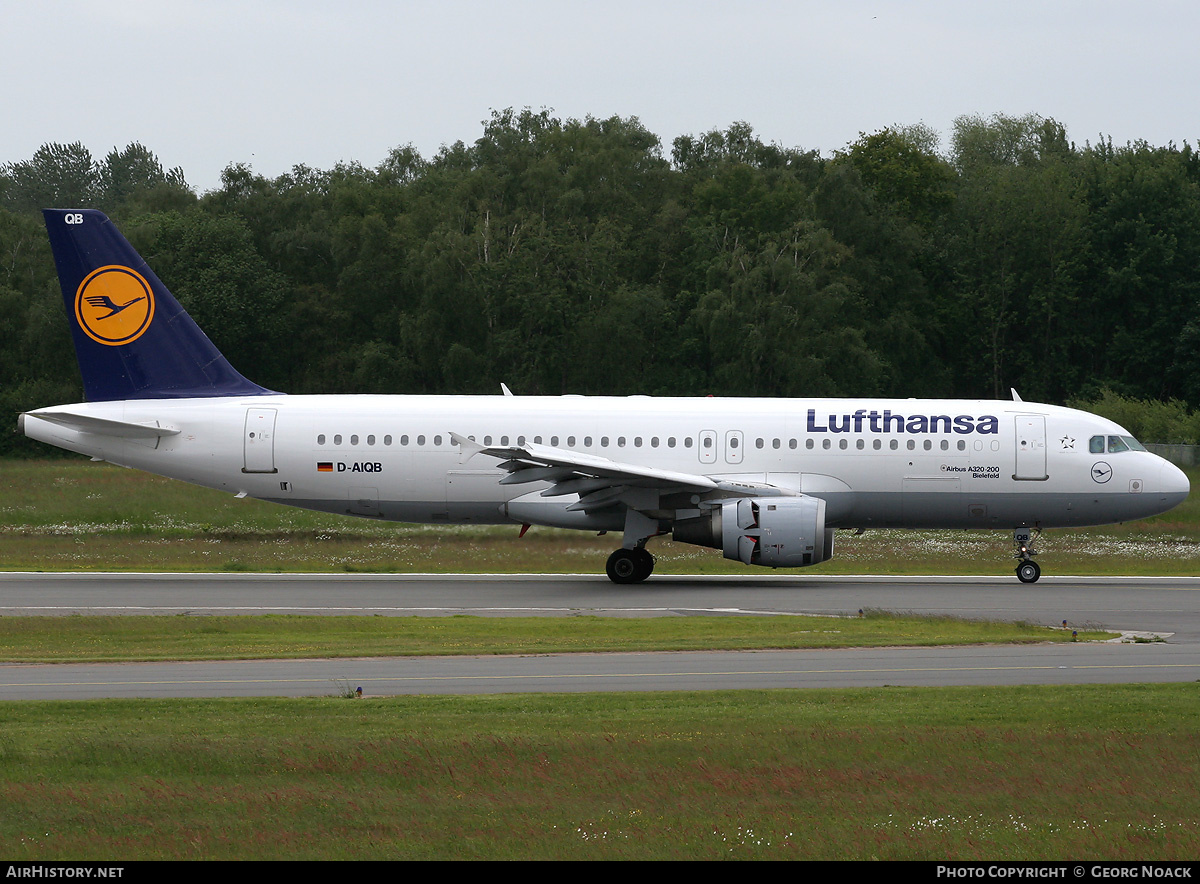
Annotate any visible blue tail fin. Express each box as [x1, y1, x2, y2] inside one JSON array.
[[42, 209, 275, 401]]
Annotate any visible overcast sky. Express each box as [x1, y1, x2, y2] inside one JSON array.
[[4, 1, 1196, 193]]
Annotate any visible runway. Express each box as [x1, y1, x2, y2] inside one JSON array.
[[1, 573, 1198, 698]]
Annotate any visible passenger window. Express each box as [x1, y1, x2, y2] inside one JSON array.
[[789, 439, 797, 449], [907, 440, 916, 451], [617, 437, 626, 448], [667, 437, 676, 448], [957, 440, 965, 451], [484, 436, 492, 445], [367, 435, 375, 446], [501, 436, 509, 445], [890, 440, 899, 450], [822, 439, 831, 450], [856, 439, 864, 450], [806, 439, 814, 450], [684, 437, 693, 449], [729, 436, 739, 449], [334, 434, 342, 445], [1090, 436, 1105, 454], [317, 434, 326, 445], [755, 438, 764, 449], [401, 435, 409, 446], [601, 437, 609, 447], [417, 435, 425, 446], [434, 435, 442, 446], [773, 439, 781, 449], [651, 437, 659, 448], [873, 439, 881, 450], [634, 437, 642, 447], [940, 440, 948, 451], [384, 435, 392, 446]]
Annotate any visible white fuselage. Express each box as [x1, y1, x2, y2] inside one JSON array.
[[22, 394, 1191, 532]]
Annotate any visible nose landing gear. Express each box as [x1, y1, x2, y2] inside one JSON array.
[[1014, 526, 1041, 583]]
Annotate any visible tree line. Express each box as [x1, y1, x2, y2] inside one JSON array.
[[2, 110, 1199, 455]]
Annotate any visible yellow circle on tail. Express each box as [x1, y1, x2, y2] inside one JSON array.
[[74, 266, 155, 346]]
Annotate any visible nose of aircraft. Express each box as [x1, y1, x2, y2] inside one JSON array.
[[1157, 459, 1191, 511]]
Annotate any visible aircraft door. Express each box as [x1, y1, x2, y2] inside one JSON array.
[[1014, 415, 1048, 481], [243, 408, 278, 474], [699, 430, 717, 465], [725, 430, 743, 464]]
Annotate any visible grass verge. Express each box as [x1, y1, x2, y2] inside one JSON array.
[[1, 686, 1198, 860], [0, 612, 1112, 663]]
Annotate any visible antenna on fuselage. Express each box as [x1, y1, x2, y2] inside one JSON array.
[[1010, 388, 1023, 402], [501, 383, 513, 397]]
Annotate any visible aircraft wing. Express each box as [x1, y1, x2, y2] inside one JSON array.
[[450, 432, 792, 513]]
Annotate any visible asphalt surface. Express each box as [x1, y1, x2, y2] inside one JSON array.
[[1, 573, 1197, 698]]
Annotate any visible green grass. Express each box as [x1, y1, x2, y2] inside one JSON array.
[[0, 612, 1111, 663], [1, 459, 1197, 575], [1, 686, 1198, 860]]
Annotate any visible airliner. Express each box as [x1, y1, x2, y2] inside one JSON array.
[[19, 209, 1191, 583]]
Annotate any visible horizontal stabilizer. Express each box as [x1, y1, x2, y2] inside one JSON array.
[[21, 410, 179, 439]]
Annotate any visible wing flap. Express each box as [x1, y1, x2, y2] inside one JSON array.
[[566, 485, 631, 512]]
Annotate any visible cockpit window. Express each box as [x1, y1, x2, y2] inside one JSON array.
[[1091, 434, 1147, 453], [1092, 435, 1147, 454]]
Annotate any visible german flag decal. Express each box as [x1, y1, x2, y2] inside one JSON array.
[[317, 462, 333, 472]]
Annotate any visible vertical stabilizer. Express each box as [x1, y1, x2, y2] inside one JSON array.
[[42, 209, 275, 401]]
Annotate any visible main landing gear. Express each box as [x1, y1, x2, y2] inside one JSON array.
[[606, 546, 656, 584], [605, 509, 662, 584], [1014, 526, 1041, 583]]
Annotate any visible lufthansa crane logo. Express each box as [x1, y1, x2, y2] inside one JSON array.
[[74, 265, 155, 346]]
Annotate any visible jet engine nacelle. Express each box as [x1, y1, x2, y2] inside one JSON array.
[[673, 496, 833, 568]]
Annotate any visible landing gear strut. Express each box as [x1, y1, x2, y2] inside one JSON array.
[[606, 546, 655, 584], [1014, 526, 1041, 583]]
